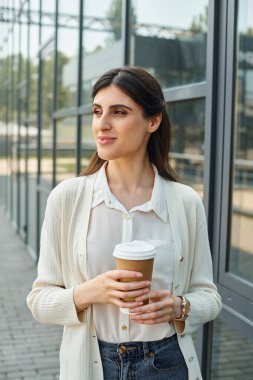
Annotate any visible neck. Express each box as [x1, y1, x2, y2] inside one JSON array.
[[106, 156, 154, 193]]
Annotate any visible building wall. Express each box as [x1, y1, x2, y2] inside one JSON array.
[[0, 1, 252, 378]]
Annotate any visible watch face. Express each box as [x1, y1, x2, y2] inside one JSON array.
[[185, 299, 191, 315]]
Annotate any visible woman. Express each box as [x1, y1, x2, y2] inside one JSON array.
[[27, 67, 222, 380]]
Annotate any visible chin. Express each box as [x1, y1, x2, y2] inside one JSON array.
[[97, 150, 118, 161]]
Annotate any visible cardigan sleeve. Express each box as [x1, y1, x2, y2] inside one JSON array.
[[26, 187, 86, 326], [174, 195, 222, 335]]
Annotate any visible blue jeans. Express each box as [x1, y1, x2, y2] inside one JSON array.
[[98, 334, 188, 380]]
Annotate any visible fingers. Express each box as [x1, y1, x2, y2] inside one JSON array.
[[129, 292, 175, 325], [134, 289, 171, 302], [114, 299, 144, 308], [129, 303, 172, 324], [109, 270, 144, 280], [129, 299, 165, 314], [114, 280, 151, 292]]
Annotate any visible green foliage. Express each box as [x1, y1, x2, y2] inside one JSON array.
[[106, 0, 137, 41], [190, 6, 208, 33]]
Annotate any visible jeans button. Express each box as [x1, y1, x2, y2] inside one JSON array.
[[118, 344, 127, 353]]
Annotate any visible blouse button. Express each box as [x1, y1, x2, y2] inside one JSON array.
[[122, 325, 128, 331], [180, 256, 184, 262], [189, 356, 194, 362]]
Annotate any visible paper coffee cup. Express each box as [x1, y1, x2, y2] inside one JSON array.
[[113, 241, 156, 307]]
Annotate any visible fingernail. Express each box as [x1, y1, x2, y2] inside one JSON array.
[[136, 273, 143, 277]]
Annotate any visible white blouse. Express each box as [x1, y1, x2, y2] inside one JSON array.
[[86, 164, 176, 343]]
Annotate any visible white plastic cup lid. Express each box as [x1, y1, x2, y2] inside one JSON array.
[[113, 240, 156, 260]]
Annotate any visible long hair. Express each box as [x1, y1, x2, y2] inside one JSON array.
[[80, 66, 177, 181]]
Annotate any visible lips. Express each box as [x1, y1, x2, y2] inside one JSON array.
[[97, 136, 117, 145]]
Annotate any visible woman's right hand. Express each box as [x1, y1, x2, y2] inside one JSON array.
[[73, 270, 150, 312]]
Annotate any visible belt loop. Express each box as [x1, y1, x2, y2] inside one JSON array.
[[142, 342, 149, 359]]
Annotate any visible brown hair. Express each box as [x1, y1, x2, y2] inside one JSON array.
[[80, 66, 177, 181]]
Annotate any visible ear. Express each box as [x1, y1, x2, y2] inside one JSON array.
[[147, 113, 162, 133]]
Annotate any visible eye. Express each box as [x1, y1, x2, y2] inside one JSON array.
[[114, 109, 127, 115], [92, 108, 102, 116]]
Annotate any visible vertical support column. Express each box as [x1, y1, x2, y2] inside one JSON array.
[[201, 0, 228, 378], [36, 0, 42, 261], [76, 0, 84, 176], [52, 0, 58, 188], [122, 0, 130, 66], [17, 6, 22, 232], [25, 0, 30, 245]]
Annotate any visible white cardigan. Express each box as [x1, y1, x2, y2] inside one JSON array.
[[27, 173, 222, 380]]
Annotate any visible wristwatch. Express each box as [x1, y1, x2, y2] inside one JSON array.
[[174, 296, 191, 321]]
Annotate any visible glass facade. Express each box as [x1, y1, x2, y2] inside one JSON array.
[[0, 1, 252, 378], [169, 99, 205, 196], [130, 0, 208, 88], [229, 0, 253, 283], [82, 0, 124, 103], [57, 1, 80, 109], [56, 117, 77, 184]]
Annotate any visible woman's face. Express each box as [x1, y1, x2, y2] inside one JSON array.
[[92, 84, 153, 162]]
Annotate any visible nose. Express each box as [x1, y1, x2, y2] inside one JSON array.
[[95, 113, 112, 131]]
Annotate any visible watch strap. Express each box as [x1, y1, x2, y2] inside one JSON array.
[[174, 296, 191, 321]]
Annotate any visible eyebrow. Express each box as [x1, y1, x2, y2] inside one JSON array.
[[92, 103, 133, 111]]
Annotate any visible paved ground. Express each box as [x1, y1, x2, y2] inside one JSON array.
[[0, 205, 62, 380]]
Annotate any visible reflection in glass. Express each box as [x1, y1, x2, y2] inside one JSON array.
[[56, 117, 77, 184], [40, 51, 54, 187], [229, 0, 253, 283], [168, 99, 205, 196], [28, 0, 40, 252], [0, 45, 7, 198], [41, 0, 55, 44], [82, 0, 123, 104], [80, 114, 95, 171], [19, 2, 29, 238], [130, 0, 208, 88], [11, 23, 19, 225], [211, 318, 253, 379], [57, 1, 79, 109]]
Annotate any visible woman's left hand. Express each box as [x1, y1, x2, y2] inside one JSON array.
[[129, 290, 182, 324]]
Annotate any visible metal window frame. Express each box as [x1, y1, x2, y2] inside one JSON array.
[[76, 0, 83, 176], [210, 0, 253, 352], [217, 0, 253, 322]]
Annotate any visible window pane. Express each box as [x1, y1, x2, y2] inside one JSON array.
[[82, 0, 124, 104], [41, 0, 55, 44], [40, 50, 54, 187], [81, 114, 95, 171], [229, 0, 253, 283], [211, 318, 253, 380], [56, 117, 77, 183], [57, 1, 79, 109], [28, 0, 40, 252], [130, 0, 208, 88], [19, 2, 29, 237], [11, 23, 19, 224], [168, 99, 205, 197]]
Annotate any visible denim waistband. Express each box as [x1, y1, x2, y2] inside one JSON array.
[[98, 334, 177, 358]]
